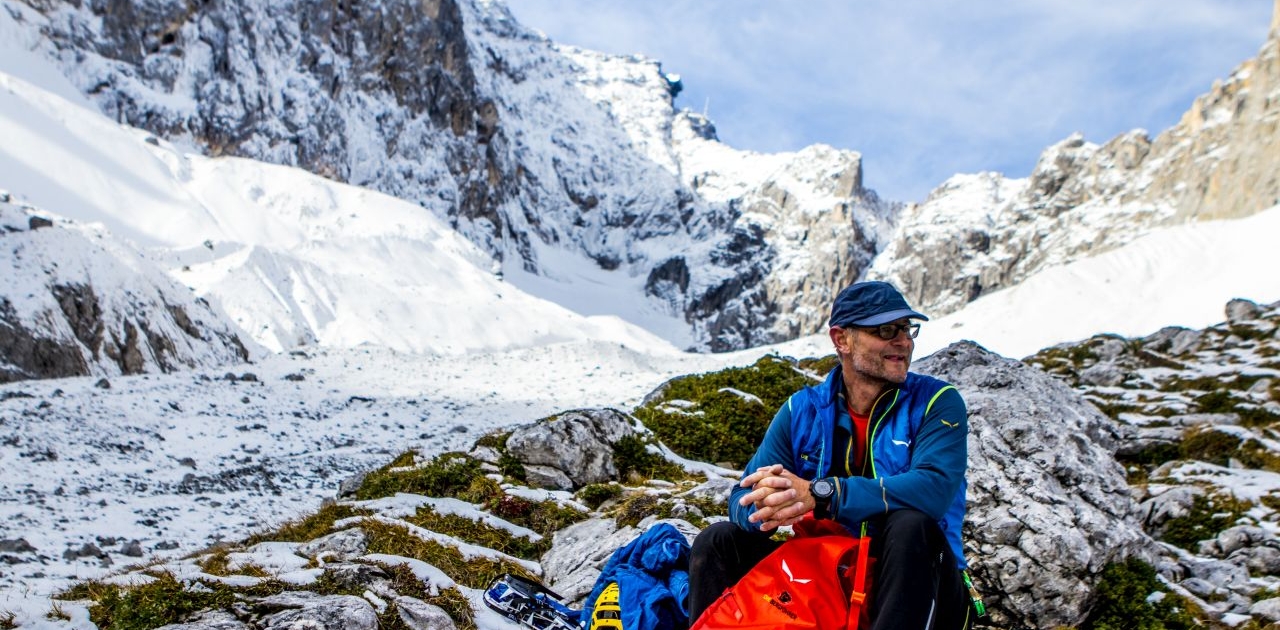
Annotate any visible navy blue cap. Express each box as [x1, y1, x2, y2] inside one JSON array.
[[829, 281, 928, 327]]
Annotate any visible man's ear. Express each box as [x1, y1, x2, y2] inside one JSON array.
[[828, 327, 847, 353]]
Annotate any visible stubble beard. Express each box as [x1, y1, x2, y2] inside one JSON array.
[[850, 346, 910, 386]]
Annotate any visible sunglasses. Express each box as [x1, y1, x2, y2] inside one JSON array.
[[849, 322, 920, 340]]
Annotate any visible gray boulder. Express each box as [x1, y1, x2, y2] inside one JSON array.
[[1200, 525, 1268, 557], [255, 592, 378, 630], [916, 342, 1158, 629], [541, 518, 640, 603], [154, 610, 249, 630], [299, 528, 369, 562], [1226, 298, 1262, 324], [1139, 485, 1205, 537], [506, 409, 642, 490], [1252, 598, 1280, 623], [395, 596, 457, 630]]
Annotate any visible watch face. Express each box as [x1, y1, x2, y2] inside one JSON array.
[[812, 478, 834, 499]]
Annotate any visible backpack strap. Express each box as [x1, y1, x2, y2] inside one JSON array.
[[845, 536, 874, 630]]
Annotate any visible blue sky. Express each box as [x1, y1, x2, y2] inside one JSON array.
[[505, 1, 1274, 203]]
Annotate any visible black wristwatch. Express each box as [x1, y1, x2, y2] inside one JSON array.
[[810, 477, 836, 519]]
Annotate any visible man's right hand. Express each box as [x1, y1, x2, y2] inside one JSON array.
[[738, 464, 815, 531]]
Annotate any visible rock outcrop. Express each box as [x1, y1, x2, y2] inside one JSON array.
[[917, 342, 1158, 628], [505, 408, 642, 490], [1027, 298, 1280, 621], [0, 197, 250, 383]]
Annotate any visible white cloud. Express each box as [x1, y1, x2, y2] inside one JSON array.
[[504, 0, 1272, 201]]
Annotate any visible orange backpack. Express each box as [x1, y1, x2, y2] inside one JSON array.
[[689, 528, 874, 630]]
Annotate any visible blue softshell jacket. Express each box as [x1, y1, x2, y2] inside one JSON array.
[[729, 367, 970, 568]]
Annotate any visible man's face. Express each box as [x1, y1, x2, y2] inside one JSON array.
[[834, 318, 915, 386]]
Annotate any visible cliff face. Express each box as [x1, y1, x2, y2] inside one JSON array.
[[871, 5, 1280, 318], [18, 0, 886, 351], [0, 196, 249, 383]]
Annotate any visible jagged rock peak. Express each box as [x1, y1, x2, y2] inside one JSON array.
[[870, 16, 1280, 320]]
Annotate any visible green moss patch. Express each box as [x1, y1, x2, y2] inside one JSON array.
[[402, 506, 548, 560], [1160, 492, 1252, 550], [613, 434, 687, 482], [244, 502, 372, 546], [355, 452, 484, 501], [634, 355, 820, 468], [577, 483, 623, 509], [361, 518, 536, 589], [1084, 558, 1200, 630], [74, 574, 239, 629]]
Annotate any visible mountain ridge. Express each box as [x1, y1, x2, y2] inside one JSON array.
[[872, 3, 1280, 318]]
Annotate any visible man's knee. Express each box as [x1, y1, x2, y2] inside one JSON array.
[[880, 509, 945, 562], [690, 521, 741, 563]]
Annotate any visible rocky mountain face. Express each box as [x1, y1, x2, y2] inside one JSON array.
[[870, 0, 1280, 318], [13, 0, 889, 351], [0, 195, 249, 383], [61, 327, 1280, 628], [1027, 298, 1280, 622]]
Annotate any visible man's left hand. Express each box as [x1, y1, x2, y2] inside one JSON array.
[[739, 467, 814, 531]]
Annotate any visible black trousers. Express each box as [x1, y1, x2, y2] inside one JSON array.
[[688, 510, 971, 630]]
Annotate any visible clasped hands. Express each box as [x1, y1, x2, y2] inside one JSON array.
[[737, 463, 814, 531]]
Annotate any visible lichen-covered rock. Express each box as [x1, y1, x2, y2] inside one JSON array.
[[254, 592, 378, 630], [298, 528, 369, 562], [154, 610, 249, 630], [916, 341, 1158, 628], [394, 596, 457, 630], [506, 409, 641, 490]]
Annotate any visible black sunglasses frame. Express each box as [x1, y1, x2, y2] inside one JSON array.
[[850, 322, 920, 340]]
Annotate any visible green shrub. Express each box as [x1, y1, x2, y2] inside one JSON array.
[[1161, 492, 1251, 550], [614, 493, 665, 529], [244, 502, 371, 545], [355, 452, 483, 501], [403, 506, 548, 560], [362, 519, 535, 589], [577, 483, 623, 509], [634, 356, 819, 467], [386, 450, 418, 468], [474, 431, 510, 450], [497, 452, 527, 482], [613, 434, 686, 482], [1179, 428, 1243, 466], [797, 354, 839, 376], [1084, 558, 1199, 630], [82, 574, 237, 630]]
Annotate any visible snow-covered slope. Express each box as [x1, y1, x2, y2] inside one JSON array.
[[0, 57, 672, 359]]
